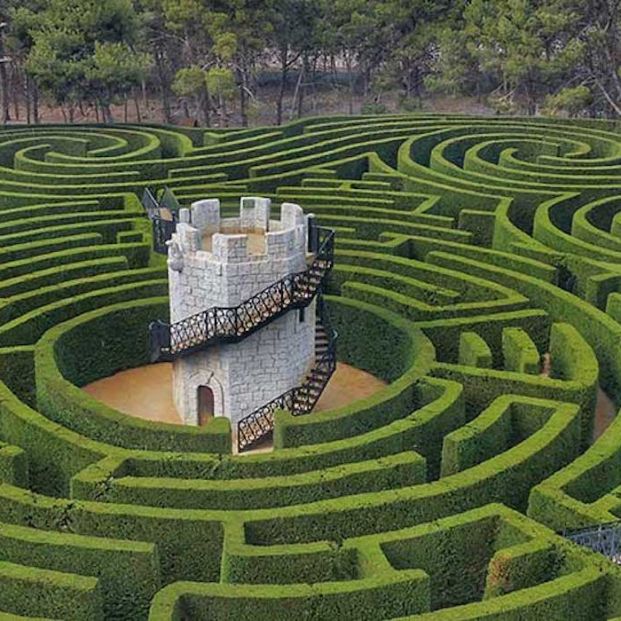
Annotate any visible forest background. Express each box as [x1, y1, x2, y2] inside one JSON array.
[[0, 0, 619, 127]]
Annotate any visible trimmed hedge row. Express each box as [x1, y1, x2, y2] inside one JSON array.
[[34, 298, 231, 454], [0, 116, 619, 618]]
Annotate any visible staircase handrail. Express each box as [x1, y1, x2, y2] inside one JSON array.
[[236, 297, 338, 452], [149, 227, 335, 361]]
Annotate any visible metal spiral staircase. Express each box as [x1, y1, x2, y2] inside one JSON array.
[[564, 521, 621, 565], [141, 187, 338, 452]]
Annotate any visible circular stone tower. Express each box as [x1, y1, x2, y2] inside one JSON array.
[[164, 196, 317, 428]]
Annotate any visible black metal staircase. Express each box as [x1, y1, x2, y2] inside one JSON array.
[[236, 298, 338, 452], [564, 521, 621, 564]]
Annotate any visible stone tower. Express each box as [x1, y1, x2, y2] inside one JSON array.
[[164, 196, 317, 428]]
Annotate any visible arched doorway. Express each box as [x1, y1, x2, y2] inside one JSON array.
[[197, 385, 214, 426]]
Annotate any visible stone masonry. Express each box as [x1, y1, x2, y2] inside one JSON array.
[[166, 196, 316, 426]]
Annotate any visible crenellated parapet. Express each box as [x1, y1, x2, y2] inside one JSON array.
[[167, 197, 313, 319]]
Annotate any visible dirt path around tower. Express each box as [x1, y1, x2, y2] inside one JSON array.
[[83, 361, 387, 426]]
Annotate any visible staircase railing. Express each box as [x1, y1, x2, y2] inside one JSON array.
[[564, 521, 621, 564], [141, 186, 178, 255], [237, 297, 337, 452], [149, 226, 335, 361], [141, 188, 160, 219]]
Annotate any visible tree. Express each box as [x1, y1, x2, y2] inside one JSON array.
[[86, 42, 151, 122], [543, 84, 593, 116], [369, 0, 455, 106], [172, 65, 208, 122], [206, 66, 236, 125], [318, 0, 378, 114], [268, 0, 320, 124], [0, 22, 10, 124], [6, 1, 46, 123], [428, 0, 589, 115], [0, 0, 617, 125], [24, 0, 145, 122], [564, 0, 621, 116], [217, 0, 272, 127]]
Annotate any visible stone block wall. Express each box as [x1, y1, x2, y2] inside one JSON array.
[[167, 197, 317, 427]]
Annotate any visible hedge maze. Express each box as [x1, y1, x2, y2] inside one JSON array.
[[0, 116, 620, 619]]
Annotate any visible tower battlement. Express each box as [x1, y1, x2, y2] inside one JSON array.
[[169, 196, 309, 267], [167, 197, 312, 318]]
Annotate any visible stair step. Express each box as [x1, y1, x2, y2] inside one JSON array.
[[313, 368, 330, 375]]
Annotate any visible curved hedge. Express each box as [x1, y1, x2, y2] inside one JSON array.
[[0, 116, 619, 619]]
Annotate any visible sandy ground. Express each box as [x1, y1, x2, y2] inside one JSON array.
[[201, 230, 266, 255], [83, 361, 387, 426], [594, 386, 617, 440], [541, 352, 616, 440], [83, 354, 618, 452]]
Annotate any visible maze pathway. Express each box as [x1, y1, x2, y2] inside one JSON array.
[[0, 116, 619, 619]]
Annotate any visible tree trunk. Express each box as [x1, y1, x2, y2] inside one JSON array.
[[198, 82, 211, 127], [25, 74, 31, 125], [413, 65, 422, 108], [134, 91, 142, 122], [345, 55, 354, 115], [276, 49, 289, 125], [141, 79, 148, 113], [220, 92, 229, 127], [594, 76, 621, 116], [155, 47, 173, 124], [99, 101, 113, 123], [238, 49, 249, 128], [297, 53, 309, 118], [289, 63, 304, 120], [11, 66, 19, 120], [524, 77, 536, 115], [310, 54, 319, 113], [238, 70, 248, 127], [0, 29, 11, 124], [32, 82, 39, 124], [362, 62, 370, 98]]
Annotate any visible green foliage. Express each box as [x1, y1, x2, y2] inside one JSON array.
[[502, 327, 540, 374], [172, 66, 207, 98], [0, 115, 618, 620], [543, 86, 594, 117], [205, 67, 236, 101], [3, 0, 621, 122], [22, 0, 144, 116], [458, 332, 493, 368], [87, 42, 151, 105]]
